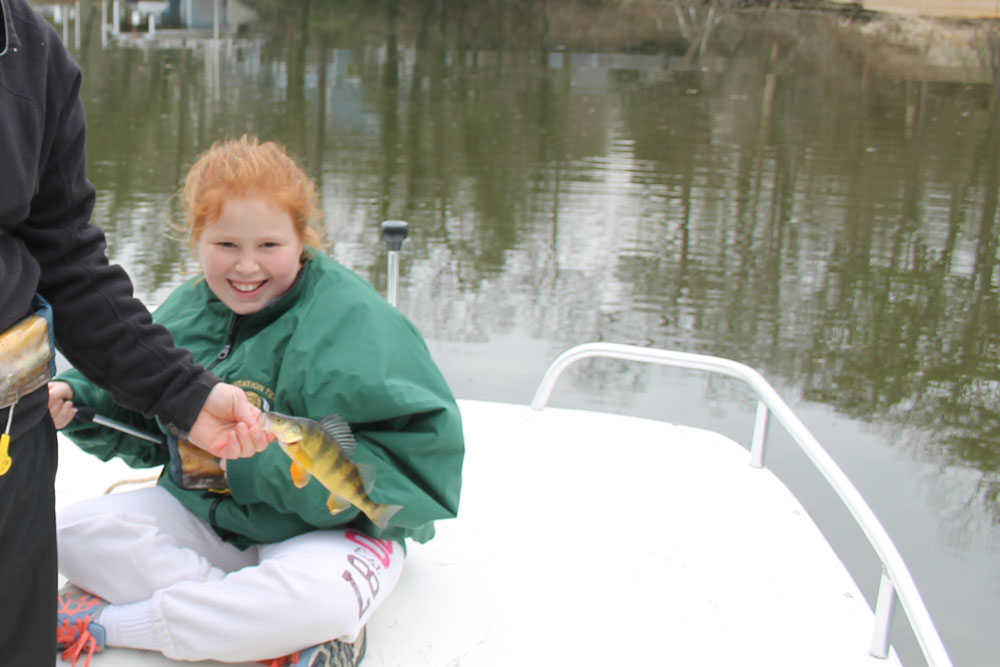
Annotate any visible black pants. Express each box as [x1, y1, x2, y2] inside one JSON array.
[[0, 416, 57, 666]]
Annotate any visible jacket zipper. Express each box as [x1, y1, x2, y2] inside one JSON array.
[[206, 314, 243, 535], [208, 314, 242, 371]]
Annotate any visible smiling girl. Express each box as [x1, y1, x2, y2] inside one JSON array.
[[48, 136, 464, 667], [199, 195, 307, 314]]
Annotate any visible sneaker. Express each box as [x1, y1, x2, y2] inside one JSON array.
[[261, 626, 367, 667], [56, 583, 108, 667]]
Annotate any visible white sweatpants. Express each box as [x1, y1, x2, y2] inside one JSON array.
[[56, 486, 404, 662]]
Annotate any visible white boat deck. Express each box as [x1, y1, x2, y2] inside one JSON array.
[[55, 398, 899, 666]]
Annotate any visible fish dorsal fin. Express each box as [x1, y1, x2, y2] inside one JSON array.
[[319, 415, 356, 458]]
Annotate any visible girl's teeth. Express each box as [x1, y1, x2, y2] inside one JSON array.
[[232, 281, 263, 293]]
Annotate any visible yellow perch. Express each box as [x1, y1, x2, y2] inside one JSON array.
[[0, 314, 54, 408], [262, 411, 403, 529]]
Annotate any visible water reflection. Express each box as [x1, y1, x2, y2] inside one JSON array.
[[66, 0, 1000, 499], [55, 3, 1000, 662]]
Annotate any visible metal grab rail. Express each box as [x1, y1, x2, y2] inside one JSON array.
[[530, 342, 953, 667]]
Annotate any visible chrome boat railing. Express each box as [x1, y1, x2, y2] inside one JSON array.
[[530, 342, 953, 667]]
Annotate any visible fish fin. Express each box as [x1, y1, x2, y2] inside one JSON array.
[[367, 503, 404, 530], [356, 462, 377, 494], [327, 494, 353, 515], [318, 415, 357, 458], [290, 462, 311, 488]]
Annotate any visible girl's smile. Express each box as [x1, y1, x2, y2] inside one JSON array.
[[198, 195, 305, 314]]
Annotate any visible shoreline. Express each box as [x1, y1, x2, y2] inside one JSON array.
[[826, 0, 1000, 20]]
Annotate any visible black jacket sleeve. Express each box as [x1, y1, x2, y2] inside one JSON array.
[[2, 0, 216, 433]]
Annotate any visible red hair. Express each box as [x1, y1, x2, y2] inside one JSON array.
[[182, 136, 324, 251]]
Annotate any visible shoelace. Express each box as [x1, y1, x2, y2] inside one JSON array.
[[59, 617, 102, 667]]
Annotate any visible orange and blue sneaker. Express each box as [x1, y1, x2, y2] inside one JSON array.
[[56, 583, 108, 667], [260, 626, 367, 667]]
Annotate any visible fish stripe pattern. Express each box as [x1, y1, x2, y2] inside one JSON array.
[[262, 411, 403, 529]]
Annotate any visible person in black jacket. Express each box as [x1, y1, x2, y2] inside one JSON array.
[[0, 1, 270, 664]]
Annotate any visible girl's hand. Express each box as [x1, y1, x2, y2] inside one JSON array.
[[47, 381, 77, 429]]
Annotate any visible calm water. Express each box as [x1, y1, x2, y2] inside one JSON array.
[[52, 2, 1000, 665]]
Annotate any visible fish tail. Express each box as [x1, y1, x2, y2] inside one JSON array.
[[366, 503, 403, 530]]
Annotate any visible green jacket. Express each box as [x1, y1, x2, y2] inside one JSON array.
[[60, 251, 464, 548]]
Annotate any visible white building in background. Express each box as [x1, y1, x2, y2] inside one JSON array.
[[167, 0, 256, 30]]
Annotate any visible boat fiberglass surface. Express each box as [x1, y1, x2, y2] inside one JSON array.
[[53, 343, 951, 667]]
